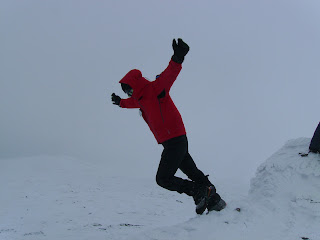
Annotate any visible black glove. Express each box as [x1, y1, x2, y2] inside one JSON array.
[[171, 38, 190, 64], [111, 93, 121, 106]]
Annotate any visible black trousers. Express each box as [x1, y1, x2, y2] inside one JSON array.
[[156, 135, 210, 195]]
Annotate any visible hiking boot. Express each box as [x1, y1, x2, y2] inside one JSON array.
[[193, 185, 217, 214], [207, 192, 226, 212]]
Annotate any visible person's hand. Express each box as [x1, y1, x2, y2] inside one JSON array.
[[172, 38, 190, 64], [111, 93, 121, 106]]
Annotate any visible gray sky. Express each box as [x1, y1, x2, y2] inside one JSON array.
[[1, 0, 320, 185]]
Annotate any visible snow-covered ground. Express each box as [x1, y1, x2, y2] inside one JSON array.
[[1, 138, 319, 240]]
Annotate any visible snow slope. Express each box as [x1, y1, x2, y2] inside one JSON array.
[[1, 138, 319, 240]]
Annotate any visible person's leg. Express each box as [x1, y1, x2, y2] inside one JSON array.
[[156, 136, 195, 195], [178, 138, 225, 212], [178, 137, 215, 187], [156, 136, 225, 213], [179, 152, 214, 187]]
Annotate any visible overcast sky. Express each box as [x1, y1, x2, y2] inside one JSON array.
[[1, 0, 319, 186]]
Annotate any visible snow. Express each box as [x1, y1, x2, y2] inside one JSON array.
[[1, 138, 320, 240]]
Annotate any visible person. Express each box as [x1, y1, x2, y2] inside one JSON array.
[[309, 122, 320, 154], [111, 38, 226, 214]]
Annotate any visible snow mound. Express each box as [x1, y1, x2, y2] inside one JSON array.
[[130, 138, 320, 240], [250, 138, 320, 207], [248, 137, 320, 238]]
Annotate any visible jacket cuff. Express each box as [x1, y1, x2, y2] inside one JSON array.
[[171, 55, 184, 64], [119, 100, 123, 108]]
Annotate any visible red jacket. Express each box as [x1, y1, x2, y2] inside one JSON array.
[[119, 60, 186, 143]]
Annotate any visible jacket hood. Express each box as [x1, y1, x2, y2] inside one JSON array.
[[119, 69, 150, 98]]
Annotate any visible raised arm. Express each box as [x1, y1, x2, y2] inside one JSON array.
[[153, 38, 189, 94], [153, 60, 182, 94]]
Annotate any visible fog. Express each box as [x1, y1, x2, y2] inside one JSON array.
[[1, 0, 319, 185]]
